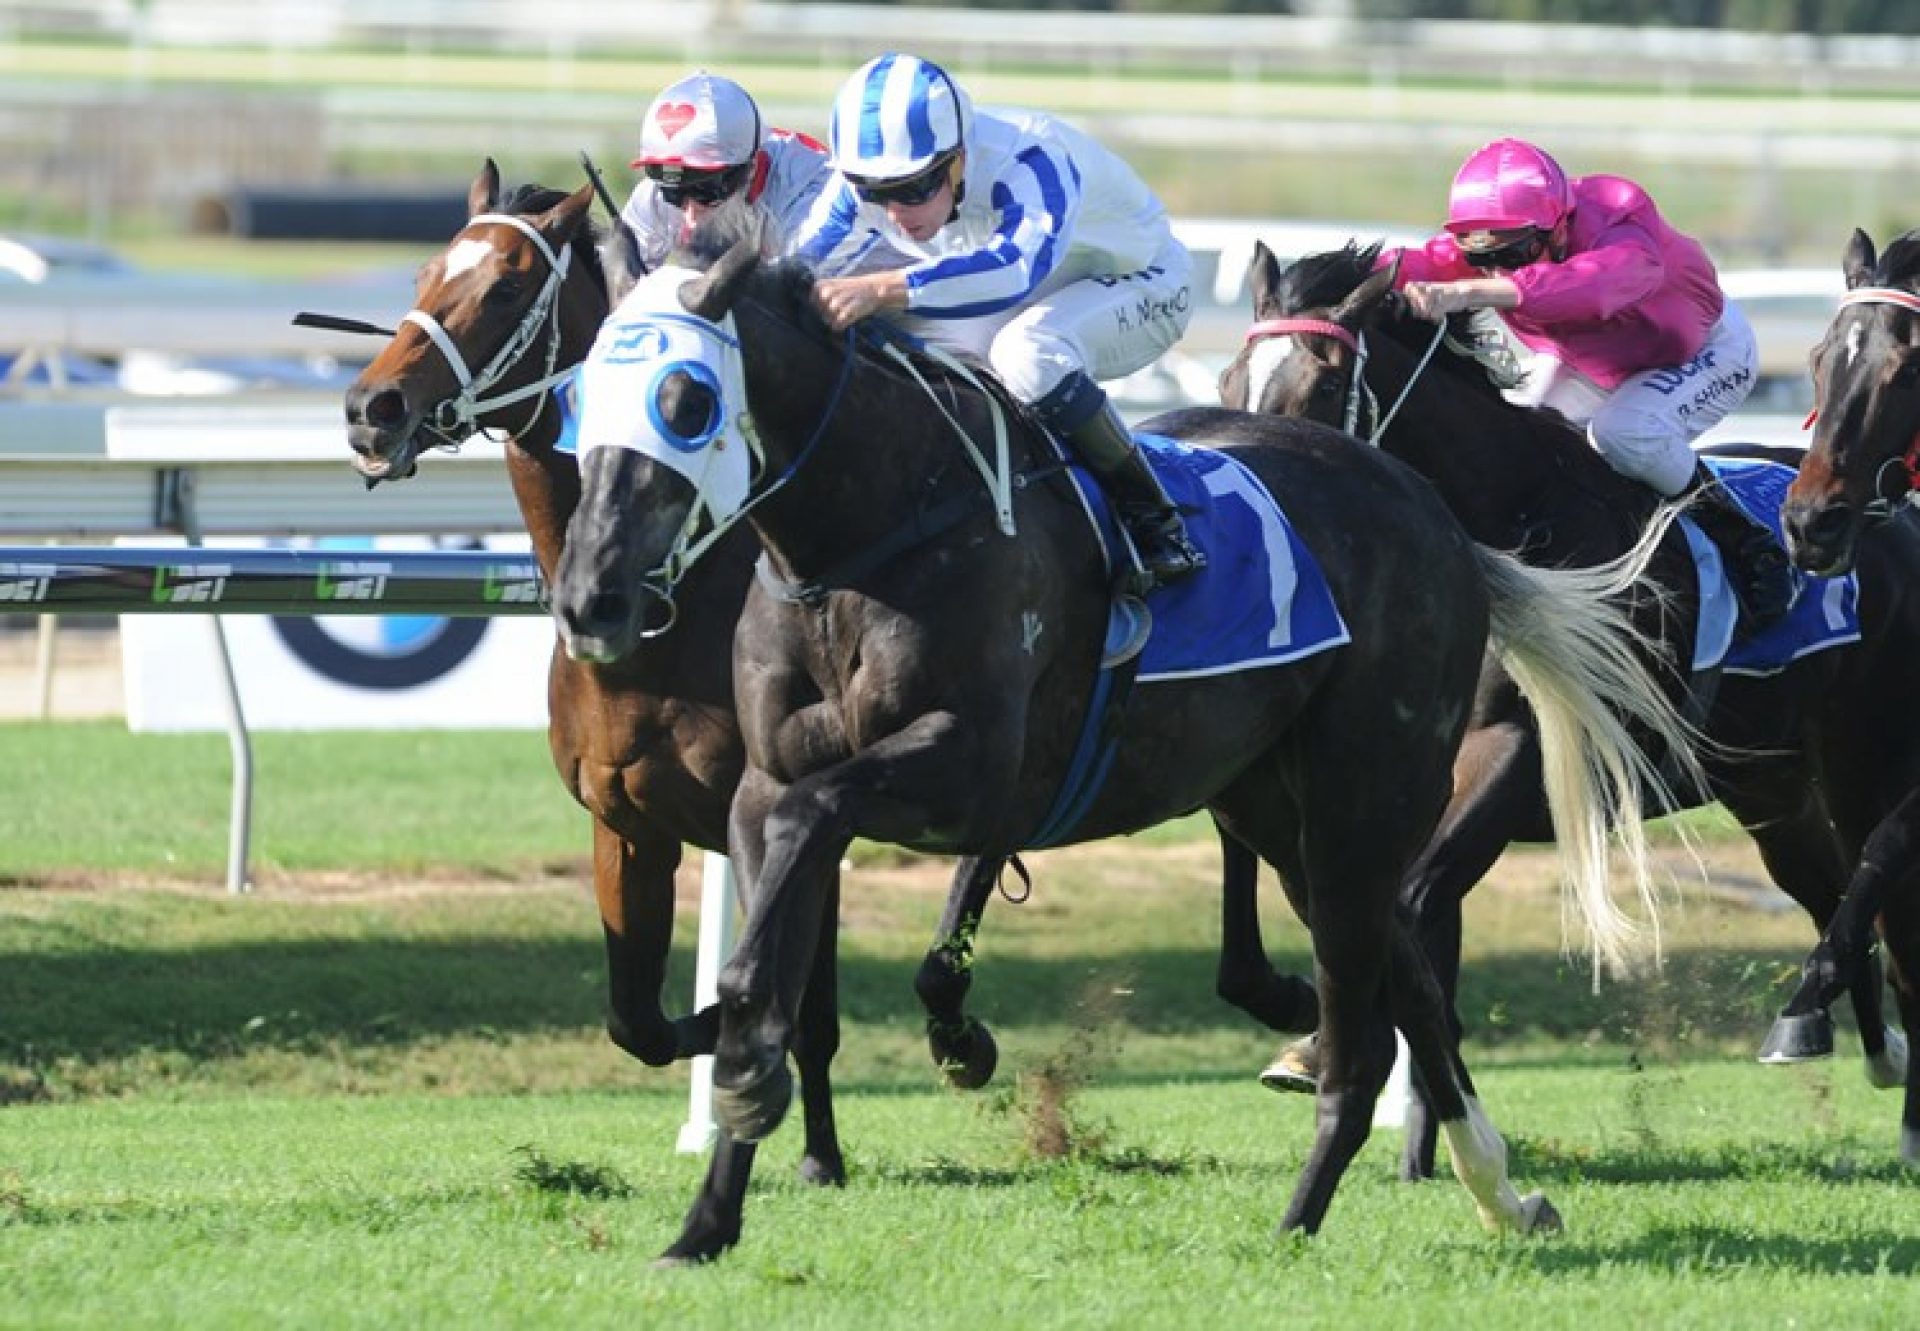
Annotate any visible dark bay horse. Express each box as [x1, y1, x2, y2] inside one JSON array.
[[340, 161, 1019, 1192], [550, 231, 1702, 1260], [1226, 240, 1914, 1172], [1778, 226, 1920, 1165]]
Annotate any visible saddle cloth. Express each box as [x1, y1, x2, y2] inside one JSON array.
[[1685, 455, 1860, 676], [1063, 434, 1350, 683]]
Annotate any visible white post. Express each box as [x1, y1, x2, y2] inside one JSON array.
[[676, 851, 738, 1153], [1373, 1030, 1413, 1129]]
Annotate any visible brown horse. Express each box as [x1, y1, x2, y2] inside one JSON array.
[[550, 229, 1702, 1260], [1228, 239, 1916, 1172]]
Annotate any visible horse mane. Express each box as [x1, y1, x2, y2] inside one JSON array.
[[1871, 228, 1920, 288], [499, 182, 607, 298]]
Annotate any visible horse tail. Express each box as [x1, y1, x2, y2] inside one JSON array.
[[1473, 521, 1705, 979]]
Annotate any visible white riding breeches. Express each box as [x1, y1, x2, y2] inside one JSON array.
[[896, 233, 1193, 404], [1515, 300, 1759, 498]]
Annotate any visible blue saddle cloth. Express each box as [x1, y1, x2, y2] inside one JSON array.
[[1064, 434, 1350, 682], [1685, 456, 1860, 676]]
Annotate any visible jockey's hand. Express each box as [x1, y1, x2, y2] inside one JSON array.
[[1403, 277, 1519, 322], [813, 271, 911, 331]]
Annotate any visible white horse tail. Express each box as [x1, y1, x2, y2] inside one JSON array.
[[1473, 520, 1706, 979]]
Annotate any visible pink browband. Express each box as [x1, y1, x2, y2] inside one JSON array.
[[1840, 286, 1920, 315], [1243, 318, 1359, 352]]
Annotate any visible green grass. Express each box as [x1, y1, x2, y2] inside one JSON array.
[[2, 724, 1909, 1324]]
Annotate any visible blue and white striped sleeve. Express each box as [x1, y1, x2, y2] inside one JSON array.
[[788, 179, 880, 275], [905, 145, 1077, 319]]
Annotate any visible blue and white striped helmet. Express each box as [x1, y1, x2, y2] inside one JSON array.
[[828, 53, 971, 182]]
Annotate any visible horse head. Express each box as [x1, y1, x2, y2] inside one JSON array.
[[344, 159, 605, 484], [551, 226, 780, 662], [1782, 227, 1920, 576], [1219, 239, 1399, 429]]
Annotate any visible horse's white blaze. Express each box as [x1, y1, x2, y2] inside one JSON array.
[[1443, 1097, 1528, 1231], [1845, 322, 1864, 368], [1866, 1027, 1909, 1090], [1244, 335, 1293, 413], [445, 237, 494, 280]]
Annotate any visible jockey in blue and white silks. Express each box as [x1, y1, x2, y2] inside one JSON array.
[[789, 52, 1203, 588]]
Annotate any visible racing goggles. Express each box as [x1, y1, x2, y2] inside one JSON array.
[[849, 154, 956, 207], [1455, 226, 1549, 271], [646, 161, 751, 208]]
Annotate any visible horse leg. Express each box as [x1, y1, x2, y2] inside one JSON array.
[[1759, 787, 1920, 1072], [1387, 916, 1561, 1234], [656, 1133, 758, 1266], [593, 818, 712, 1066], [915, 855, 1006, 1090], [790, 869, 848, 1186], [1215, 820, 1319, 1036], [714, 717, 975, 1146], [1396, 710, 1549, 1182], [1873, 878, 1920, 1166]]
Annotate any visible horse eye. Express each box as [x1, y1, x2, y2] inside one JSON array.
[[1894, 359, 1920, 389], [484, 279, 524, 307]]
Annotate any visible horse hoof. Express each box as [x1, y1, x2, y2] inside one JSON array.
[[1259, 1036, 1319, 1095], [931, 1020, 999, 1090], [1756, 1012, 1835, 1064], [713, 1060, 794, 1144], [1865, 1029, 1909, 1090], [1520, 1192, 1563, 1235], [797, 1153, 847, 1188]]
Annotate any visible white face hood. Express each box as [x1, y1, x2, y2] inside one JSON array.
[[571, 264, 756, 525]]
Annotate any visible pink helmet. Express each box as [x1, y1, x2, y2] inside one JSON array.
[[1445, 138, 1572, 235]]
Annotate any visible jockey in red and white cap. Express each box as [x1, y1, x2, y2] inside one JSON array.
[[1383, 137, 1791, 626], [621, 71, 832, 265]]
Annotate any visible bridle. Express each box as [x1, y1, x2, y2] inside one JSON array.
[[403, 211, 578, 448], [1806, 285, 1920, 508], [1241, 314, 1444, 442]]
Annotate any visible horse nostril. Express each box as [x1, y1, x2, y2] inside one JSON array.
[[1806, 502, 1854, 549], [364, 388, 410, 431], [586, 589, 630, 633]]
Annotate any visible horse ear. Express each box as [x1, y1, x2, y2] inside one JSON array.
[[1331, 257, 1399, 326], [1247, 241, 1282, 314], [528, 182, 595, 250], [679, 237, 761, 321], [1843, 228, 1877, 290], [469, 159, 501, 218]]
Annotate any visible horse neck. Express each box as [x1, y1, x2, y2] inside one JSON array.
[[736, 311, 996, 584], [1363, 333, 1627, 546]]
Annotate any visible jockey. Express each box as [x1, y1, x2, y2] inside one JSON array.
[[621, 71, 832, 269], [1385, 137, 1793, 629], [790, 52, 1203, 589]]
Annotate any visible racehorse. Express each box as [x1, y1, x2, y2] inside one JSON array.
[[1777, 226, 1920, 1165], [1225, 239, 1915, 1173], [339, 161, 1025, 1192], [549, 226, 1702, 1260]]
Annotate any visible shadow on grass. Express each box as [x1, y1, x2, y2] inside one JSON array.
[[0, 926, 1844, 1079], [1513, 1223, 1920, 1277]]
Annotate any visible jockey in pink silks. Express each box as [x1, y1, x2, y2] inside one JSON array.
[[1383, 137, 1792, 628]]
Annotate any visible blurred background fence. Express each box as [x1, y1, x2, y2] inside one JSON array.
[[5, 1, 1920, 263]]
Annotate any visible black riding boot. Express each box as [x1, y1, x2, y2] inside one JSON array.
[[1037, 374, 1204, 592], [1685, 461, 1795, 631]]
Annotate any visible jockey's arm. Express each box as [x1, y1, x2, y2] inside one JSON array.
[[1403, 276, 1520, 322], [813, 269, 912, 331]]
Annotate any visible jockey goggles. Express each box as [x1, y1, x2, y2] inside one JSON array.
[[848, 153, 956, 207], [646, 161, 751, 208], [1456, 226, 1549, 271]]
